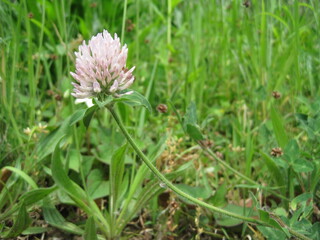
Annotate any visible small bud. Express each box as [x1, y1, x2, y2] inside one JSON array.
[[27, 12, 34, 18], [23, 127, 32, 135], [271, 147, 283, 157], [38, 123, 47, 130], [47, 90, 55, 96], [243, 1, 251, 8], [63, 89, 70, 98], [126, 19, 135, 32], [272, 91, 281, 99], [171, 200, 179, 210], [156, 104, 168, 113], [55, 94, 62, 101]]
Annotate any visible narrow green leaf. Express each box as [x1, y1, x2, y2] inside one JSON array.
[[4, 166, 38, 189], [117, 179, 165, 234], [309, 222, 320, 239], [43, 199, 107, 240], [186, 124, 204, 141], [183, 102, 204, 141], [42, 200, 84, 235], [70, 109, 87, 126], [51, 144, 88, 207], [210, 183, 228, 207], [259, 209, 270, 222], [84, 216, 98, 240], [310, 163, 320, 193], [169, 101, 185, 133], [290, 192, 313, 211], [270, 106, 288, 148], [70, 105, 98, 128], [36, 119, 70, 161], [19, 186, 58, 206], [110, 145, 127, 209], [115, 90, 152, 112], [260, 152, 285, 186], [249, 191, 259, 208], [37, 103, 98, 161], [1, 203, 31, 238], [22, 227, 49, 235], [83, 105, 98, 128]]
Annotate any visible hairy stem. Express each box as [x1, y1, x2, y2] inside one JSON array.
[[108, 107, 263, 223], [107, 106, 311, 240]]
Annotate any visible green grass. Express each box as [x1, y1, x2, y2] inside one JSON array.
[[0, 0, 319, 239]]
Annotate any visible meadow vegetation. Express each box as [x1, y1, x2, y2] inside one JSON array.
[[0, 0, 319, 239]]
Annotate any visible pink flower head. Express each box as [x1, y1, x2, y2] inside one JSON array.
[[70, 30, 135, 99]]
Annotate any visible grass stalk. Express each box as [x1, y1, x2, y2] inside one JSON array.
[[121, 0, 128, 45]]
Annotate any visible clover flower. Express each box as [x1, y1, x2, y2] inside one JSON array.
[[70, 30, 135, 99]]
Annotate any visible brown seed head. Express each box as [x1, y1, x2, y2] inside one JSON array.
[[272, 91, 281, 99], [126, 19, 135, 32], [55, 94, 62, 101], [47, 90, 55, 96], [156, 104, 168, 113], [171, 200, 179, 210], [271, 147, 283, 157], [27, 12, 34, 18], [243, 1, 251, 8]]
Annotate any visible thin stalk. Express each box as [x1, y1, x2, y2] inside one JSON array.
[[121, 0, 128, 45], [288, 167, 294, 200], [6, 107, 23, 146], [137, 59, 158, 136], [135, 0, 140, 63], [34, 0, 45, 90], [166, 0, 172, 96], [23, 0, 36, 125], [107, 106, 311, 240], [108, 106, 264, 224]]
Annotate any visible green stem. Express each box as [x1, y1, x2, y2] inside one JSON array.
[[107, 106, 311, 240], [288, 166, 295, 200], [108, 106, 264, 224], [121, 0, 128, 45]]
